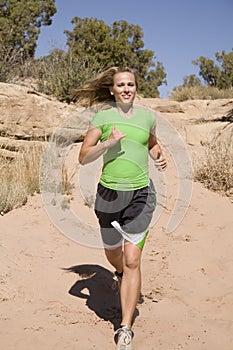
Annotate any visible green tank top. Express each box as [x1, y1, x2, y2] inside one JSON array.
[[91, 107, 156, 191]]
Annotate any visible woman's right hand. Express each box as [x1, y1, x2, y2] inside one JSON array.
[[79, 125, 126, 165], [106, 126, 127, 148]]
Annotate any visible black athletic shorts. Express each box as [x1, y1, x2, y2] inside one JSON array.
[[94, 179, 156, 249]]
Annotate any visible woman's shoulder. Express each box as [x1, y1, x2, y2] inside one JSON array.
[[91, 106, 115, 125], [94, 105, 115, 116], [135, 106, 156, 119]]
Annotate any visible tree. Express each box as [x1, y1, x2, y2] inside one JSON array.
[[215, 50, 233, 89], [192, 50, 233, 89], [65, 17, 167, 98], [0, 0, 56, 80], [65, 17, 113, 66], [192, 56, 220, 87], [182, 74, 202, 88]]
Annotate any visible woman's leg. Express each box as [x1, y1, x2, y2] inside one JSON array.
[[104, 246, 123, 274], [120, 242, 142, 326]]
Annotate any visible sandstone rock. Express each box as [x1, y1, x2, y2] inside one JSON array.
[[180, 99, 233, 121], [0, 148, 17, 160], [0, 82, 78, 140], [216, 122, 233, 143], [0, 82, 232, 153], [185, 121, 230, 146], [52, 107, 96, 147], [135, 97, 184, 113], [0, 136, 44, 152]]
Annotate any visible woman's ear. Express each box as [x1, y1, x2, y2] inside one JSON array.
[[109, 87, 114, 95]]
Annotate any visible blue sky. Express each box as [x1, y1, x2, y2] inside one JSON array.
[[36, 0, 233, 97]]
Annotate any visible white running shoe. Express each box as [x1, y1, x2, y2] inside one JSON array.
[[114, 326, 133, 350]]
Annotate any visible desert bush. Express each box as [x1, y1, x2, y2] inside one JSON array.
[[36, 49, 102, 102], [171, 85, 233, 102], [4, 58, 39, 84], [195, 135, 233, 198]]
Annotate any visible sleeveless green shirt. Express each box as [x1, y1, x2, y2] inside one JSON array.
[[91, 107, 156, 191]]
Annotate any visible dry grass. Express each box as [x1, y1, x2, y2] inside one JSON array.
[[0, 144, 76, 214], [61, 161, 77, 196], [0, 145, 43, 214], [195, 135, 233, 199], [171, 86, 233, 102]]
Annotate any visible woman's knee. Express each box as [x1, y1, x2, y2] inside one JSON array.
[[124, 250, 141, 270], [124, 242, 142, 267]]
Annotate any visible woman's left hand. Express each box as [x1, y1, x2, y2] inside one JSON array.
[[154, 154, 167, 171]]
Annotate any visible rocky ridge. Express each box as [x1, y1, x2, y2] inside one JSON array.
[[0, 82, 232, 159]]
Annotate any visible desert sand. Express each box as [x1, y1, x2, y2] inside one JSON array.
[[1, 112, 233, 350]]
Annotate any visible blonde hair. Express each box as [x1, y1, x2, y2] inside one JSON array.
[[72, 66, 138, 107]]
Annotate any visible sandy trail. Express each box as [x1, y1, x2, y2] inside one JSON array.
[[1, 139, 233, 350]]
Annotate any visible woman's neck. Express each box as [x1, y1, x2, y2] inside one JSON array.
[[116, 102, 134, 118]]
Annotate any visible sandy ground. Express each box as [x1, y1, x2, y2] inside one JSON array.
[[1, 127, 233, 350]]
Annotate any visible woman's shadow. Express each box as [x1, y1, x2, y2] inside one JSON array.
[[64, 264, 139, 331]]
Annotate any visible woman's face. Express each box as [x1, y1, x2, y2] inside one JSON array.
[[110, 72, 137, 104]]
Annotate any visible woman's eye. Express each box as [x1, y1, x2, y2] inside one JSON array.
[[116, 83, 135, 87]]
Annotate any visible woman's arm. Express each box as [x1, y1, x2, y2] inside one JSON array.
[[148, 126, 167, 171], [78, 125, 126, 165]]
